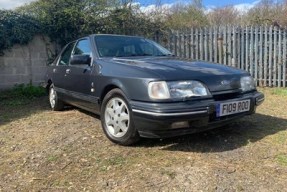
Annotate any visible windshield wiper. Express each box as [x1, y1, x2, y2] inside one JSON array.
[[114, 54, 150, 57], [156, 53, 174, 57]]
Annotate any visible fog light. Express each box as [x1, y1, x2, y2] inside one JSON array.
[[256, 97, 264, 106], [171, 121, 189, 129]]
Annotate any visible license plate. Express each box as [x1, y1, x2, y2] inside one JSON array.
[[216, 99, 250, 117]]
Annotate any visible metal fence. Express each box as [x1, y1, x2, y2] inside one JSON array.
[[157, 26, 287, 87]]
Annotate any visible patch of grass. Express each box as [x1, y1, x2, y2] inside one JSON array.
[[271, 88, 287, 96], [47, 155, 59, 162], [0, 84, 46, 106], [274, 132, 287, 144], [160, 169, 176, 179], [276, 154, 287, 166], [106, 155, 126, 166], [0, 114, 10, 122]]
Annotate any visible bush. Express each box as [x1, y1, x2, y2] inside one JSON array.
[[0, 84, 46, 106], [12, 84, 46, 98], [0, 10, 40, 55]]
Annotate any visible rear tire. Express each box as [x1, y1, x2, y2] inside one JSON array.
[[49, 85, 64, 111], [101, 88, 140, 145]]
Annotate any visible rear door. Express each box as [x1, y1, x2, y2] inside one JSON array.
[[52, 42, 75, 98]]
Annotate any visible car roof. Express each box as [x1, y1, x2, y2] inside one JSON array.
[[91, 34, 144, 39]]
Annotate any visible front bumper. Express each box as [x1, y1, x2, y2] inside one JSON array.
[[131, 91, 264, 138]]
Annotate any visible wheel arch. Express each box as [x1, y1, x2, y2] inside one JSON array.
[[46, 79, 53, 92], [99, 80, 131, 109]]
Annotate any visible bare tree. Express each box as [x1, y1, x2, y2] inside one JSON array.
[[207, 6, 240, 26]]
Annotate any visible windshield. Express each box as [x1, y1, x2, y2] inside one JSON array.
[[94, 35, 172, 57]]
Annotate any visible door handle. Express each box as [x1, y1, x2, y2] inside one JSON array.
[[66, 69, 71, 74]]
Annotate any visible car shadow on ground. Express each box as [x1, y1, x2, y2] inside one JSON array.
[[136, 113, 287, 152]]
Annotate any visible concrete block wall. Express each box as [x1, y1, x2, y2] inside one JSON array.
[[0, 35, 57, 90]]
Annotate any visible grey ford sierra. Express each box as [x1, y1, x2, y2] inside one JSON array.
[[45, 34, 264, 145]]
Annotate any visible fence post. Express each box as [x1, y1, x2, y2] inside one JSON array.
[[195, 28, 199, 60], [232, 26, 236, 68], [269, 26, 273, 86], [214, 27, 218, 63], [283, 30, 287, 88], [251, 26, 255, 77], [273, 27, 278, 87], [218, 28, 223, 64], [277, 29, 282, 87], [264, 26, 268, 86], [209, 27, 213, 62]]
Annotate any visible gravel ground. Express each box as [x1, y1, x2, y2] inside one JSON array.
[[0, 88, 287, 191]]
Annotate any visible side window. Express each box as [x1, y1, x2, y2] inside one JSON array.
[[124, 45, 136, 55], [58, 42, 75, 66], [73, 39, 91, 56]]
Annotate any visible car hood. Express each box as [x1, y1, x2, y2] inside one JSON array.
[[107, 57, 249, 92]]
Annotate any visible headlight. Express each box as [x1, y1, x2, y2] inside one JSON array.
[[240, 76, 255, 92], [148, 81, 210, 99]]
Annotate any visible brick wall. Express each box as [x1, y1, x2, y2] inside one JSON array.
[[0, 35, 57, 90]]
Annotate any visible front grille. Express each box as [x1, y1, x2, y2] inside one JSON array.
[[212, 91, 241, 101]]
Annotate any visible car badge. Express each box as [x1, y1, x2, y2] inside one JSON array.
[[221, 80, 230, 85]]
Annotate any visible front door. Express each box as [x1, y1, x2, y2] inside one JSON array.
[[65, 38, 97, 110]]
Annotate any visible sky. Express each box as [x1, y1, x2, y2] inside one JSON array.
[[0, 0, 260, 10], [139, 0, 258, 7]]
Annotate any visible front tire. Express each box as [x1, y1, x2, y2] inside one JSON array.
[[101, 89, 140, 145], [49, 85, 64, 111]]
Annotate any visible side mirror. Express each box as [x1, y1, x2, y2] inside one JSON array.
[[70, 55, 91, 65]]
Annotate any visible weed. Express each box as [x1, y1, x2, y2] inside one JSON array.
[[276, 154, 287, 166], [106, 156, 126, 166], [160, 169, 176, 179], [47, 155, 59, 162], [99, 166, 107, 172]]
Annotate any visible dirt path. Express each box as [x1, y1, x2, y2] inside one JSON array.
[[0, 88, 287, 191]]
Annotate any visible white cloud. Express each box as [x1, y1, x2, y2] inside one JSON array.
[[0, 0, 35, 10], [233, 0, 260, 13], [140, 3, 173, 14], [207, 1, 260, 13], [140, 0, 260, 16]]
